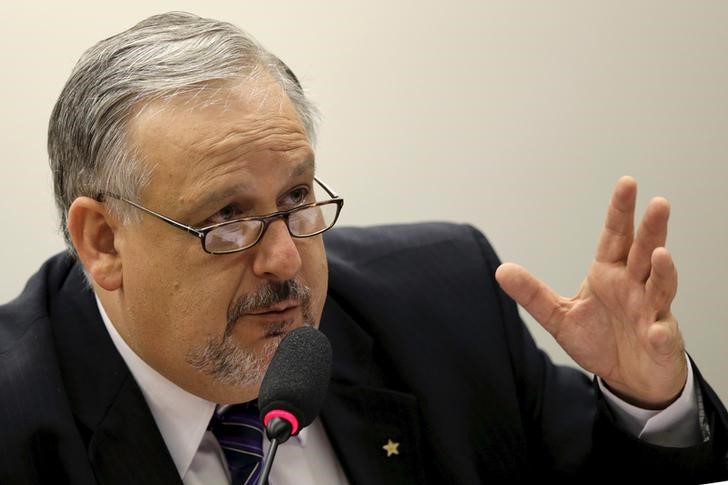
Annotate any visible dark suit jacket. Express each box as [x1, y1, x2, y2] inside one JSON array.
[[1, 223, 727, 484]]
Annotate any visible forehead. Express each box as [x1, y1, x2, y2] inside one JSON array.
[[127, 78, 314, 205], [131, 78, 306, 153]]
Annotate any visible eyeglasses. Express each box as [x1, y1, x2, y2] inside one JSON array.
[[100, 177, 344, 254]]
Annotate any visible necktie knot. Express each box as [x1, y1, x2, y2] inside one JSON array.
[[209, 401, 264, 485]]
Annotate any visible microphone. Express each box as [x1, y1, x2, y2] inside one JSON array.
[[257, 326, 332, 484]]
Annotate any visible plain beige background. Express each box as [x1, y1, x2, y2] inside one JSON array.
[[2, 1, 727, 401]]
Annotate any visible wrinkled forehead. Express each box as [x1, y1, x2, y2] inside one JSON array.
[[125, 76, 314, 206], [128, 75, 310, 162]]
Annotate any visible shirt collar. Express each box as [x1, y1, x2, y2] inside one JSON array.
[[95, 295, 216, 478]]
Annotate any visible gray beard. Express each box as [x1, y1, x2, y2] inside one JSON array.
[[185, 279, 314, 388], [185, 332, 281, 388]]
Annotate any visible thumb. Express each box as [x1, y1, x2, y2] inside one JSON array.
[[495, 263, 562, 332]]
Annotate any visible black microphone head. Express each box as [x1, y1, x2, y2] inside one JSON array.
[[258, 326, 332, 434]]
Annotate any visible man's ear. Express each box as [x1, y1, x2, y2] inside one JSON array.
[[67, 197, 123, 291]]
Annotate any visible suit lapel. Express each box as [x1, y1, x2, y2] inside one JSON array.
[[319, 296, 428, 485], [49, 261, 180, 484], [87, 376, 182, 485]]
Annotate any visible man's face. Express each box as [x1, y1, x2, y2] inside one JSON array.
[[110, 79, 328, 404]]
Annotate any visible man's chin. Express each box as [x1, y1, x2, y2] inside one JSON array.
[[213, 381, 264, 405], [185, 334, 277, 397], [186, 318, 315, 403]]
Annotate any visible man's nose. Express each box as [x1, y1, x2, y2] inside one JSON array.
[[250, 218, 302, 282]]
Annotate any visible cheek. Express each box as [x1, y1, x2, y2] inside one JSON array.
[[299, 239, 329, 323], [126, 270, 242, 383], [121, 237, 239, 358]]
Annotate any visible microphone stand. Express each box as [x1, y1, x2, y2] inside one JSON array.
[[259, 417, 292, 485], [259, 438, 280, 485]]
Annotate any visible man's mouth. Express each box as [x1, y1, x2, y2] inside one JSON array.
[[240, 300, 302, 338], [247, 300, 300, 316]]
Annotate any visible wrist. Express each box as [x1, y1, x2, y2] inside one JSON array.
[[601, 379, 683, 410], [600, 356, 688, 410]]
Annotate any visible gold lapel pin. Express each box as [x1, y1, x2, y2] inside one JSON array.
[[382, 439, 400, 457]]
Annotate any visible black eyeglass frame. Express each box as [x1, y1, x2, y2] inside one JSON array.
[[99, 176, 344, 255]]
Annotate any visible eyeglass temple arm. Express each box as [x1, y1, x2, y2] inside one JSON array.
[[103, 193, 206, 239], [314, 176, 341, 199]]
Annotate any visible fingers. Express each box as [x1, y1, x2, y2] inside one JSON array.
[[626, 197, 670, 282], [495, 263, 563, 334], [644, 247, 678, 317], [595, 176, 637, 264]]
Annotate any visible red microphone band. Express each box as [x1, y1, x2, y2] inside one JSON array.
[[263, 410, 300, 436]]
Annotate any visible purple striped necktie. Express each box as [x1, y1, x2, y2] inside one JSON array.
[[209, 401, 264, 485]]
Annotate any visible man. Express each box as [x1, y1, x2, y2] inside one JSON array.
[[0, 11, 726, 485]]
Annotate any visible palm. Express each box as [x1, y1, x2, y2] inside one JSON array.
[[496, 177, 686, 408]]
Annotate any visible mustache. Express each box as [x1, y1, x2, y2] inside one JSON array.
[[226, 279, 312, 333]]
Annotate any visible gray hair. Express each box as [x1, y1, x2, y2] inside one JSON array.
[[48, 11, 319, 253]]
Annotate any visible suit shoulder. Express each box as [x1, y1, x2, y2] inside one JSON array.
[[0, 252, 82, 417], [0, 252, 76, 351], [324, 222, 498, 266]]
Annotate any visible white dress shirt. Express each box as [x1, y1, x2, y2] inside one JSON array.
[[96, 296, 701, 483]]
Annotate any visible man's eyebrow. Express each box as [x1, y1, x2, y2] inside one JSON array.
[[196, 184, 249, 210], [292, 159, 315, 177], [195, 159, 316, 210]]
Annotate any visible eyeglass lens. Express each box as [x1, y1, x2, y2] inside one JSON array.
[[204, 202, 340, 253]]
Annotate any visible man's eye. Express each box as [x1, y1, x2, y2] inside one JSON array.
[[207, 204, 241, 224], [284, 187, 310, 207]]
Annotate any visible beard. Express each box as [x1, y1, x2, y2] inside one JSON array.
[[185, 279, 314, 388]]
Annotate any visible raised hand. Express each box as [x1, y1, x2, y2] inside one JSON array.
[[495, 176, 687, 409]]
